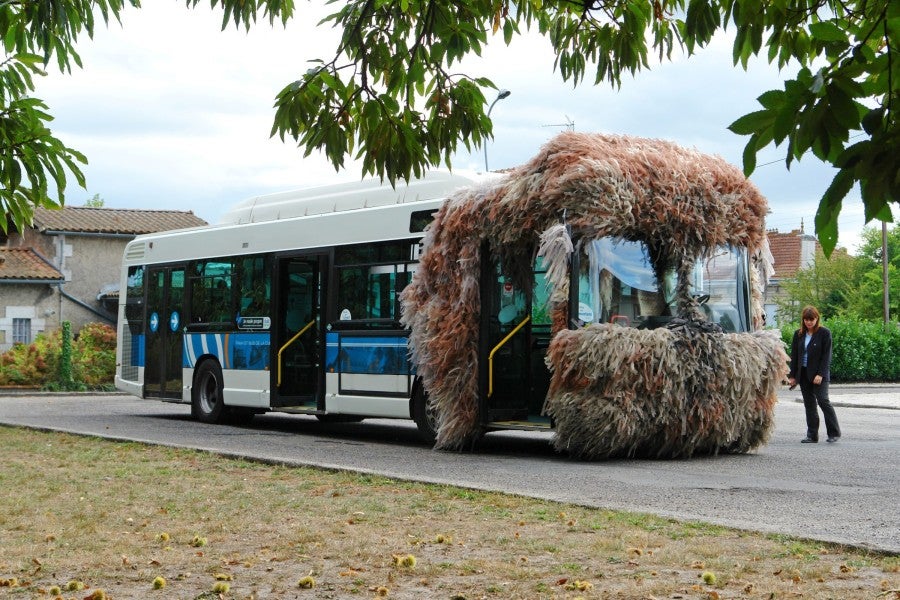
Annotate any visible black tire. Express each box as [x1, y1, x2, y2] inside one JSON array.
[[316, 414, 365, 423], [192, 360, 227, 424], [411, 379, 438, 445]]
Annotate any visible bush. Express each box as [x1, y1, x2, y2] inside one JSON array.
[[0, 323, 116, 389], [74, 323, 117, 387], [0, 331, 61, 386], [781, 318, 900, 382]]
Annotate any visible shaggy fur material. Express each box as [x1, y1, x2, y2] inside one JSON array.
[[400, 131, 786, 455], [545, 323, 788, 459]]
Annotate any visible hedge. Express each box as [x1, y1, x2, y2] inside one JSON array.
[[0, 322, 117, 389], [780, 318, 900, 382]]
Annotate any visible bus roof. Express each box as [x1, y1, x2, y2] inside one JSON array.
[[218, 170, 485, 225], [122, 170, 493, 265]]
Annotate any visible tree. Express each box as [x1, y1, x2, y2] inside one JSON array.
[[776, 247, 862, 321], [83, 193, 104, 207], [0, 0, 292, 234], [846, 224, 899, 319], [270, 0, 898, 258], [779, 224, 899, 321], [0, 0, 118, 234], [1, 0, 896, 256]]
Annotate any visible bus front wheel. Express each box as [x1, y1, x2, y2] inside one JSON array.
[[192, 360, 226, 424], [411, 380, 438, 445]]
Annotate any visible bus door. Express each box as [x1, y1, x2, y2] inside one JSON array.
[[145, 265, 185, 399], [479, 255, 553, 426], [273, 254, 326, 408]]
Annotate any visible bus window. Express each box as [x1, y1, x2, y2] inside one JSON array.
[[238, 256, 271, 316], [334, 241, 416, 323], [581, 238, 749, 331], [409, 209, 438, 233], [335, 263, 412, 321], [189, 259, 235, 324], [125, 265, 145, 334], [693, 247, 748, 332], [121, 265, 145, 381], [531, 257, 552, 326], [584, 238, 669, 327]]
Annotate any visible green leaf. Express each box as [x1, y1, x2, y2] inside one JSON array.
[[741, 134, 759, 175], [503, 20, 514, 45], [826, 84, 860, 130], [728, 110, 773, 136], [862, 108, 885, 135], [756, 90, 784, 110], [815, 170, 853, 257], [808, 21, 847, 43]]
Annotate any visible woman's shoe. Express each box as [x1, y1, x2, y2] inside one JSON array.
[[801, 437, 818, 443], [826, 436, 840, 443]]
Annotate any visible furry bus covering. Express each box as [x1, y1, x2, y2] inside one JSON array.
[[400, 131, 788, 455]]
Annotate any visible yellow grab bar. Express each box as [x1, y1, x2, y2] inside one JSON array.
[[277, 320, 316, 386], [488, 315, 530, 398]]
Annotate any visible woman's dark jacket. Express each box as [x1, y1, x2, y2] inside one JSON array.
[[788, 326, 833, 383]]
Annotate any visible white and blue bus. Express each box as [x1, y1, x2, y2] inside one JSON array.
[[115, 171, 755, 443]]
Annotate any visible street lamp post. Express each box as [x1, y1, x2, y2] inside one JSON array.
[[483, 89, 511, 172]]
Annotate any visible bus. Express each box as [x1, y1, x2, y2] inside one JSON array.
[[116, 171, 483, 431], [115, 170, 759, 446]]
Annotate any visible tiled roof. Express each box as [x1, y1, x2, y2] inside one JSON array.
[[768, 229, 802, 279], [0, 247, 64, 282], [32, 206, 207, 235], [767, 228, 821, 279]]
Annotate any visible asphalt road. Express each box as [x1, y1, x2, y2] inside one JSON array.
[[0, 388, 897, 553]]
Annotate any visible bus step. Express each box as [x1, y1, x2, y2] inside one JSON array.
[[487, 418, 552, 431], [279, 406, 321, 414]]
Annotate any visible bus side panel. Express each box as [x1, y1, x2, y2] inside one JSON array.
[[183, 331, 270, 371], [115, 370, 144, 398], [323, 379, 411, 417], [322, 331, 413, 417], [182, 331, 271, 409], [116, 332, 146, 397]]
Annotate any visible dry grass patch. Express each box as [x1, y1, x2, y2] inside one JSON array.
[[0, 425, 896, 599]]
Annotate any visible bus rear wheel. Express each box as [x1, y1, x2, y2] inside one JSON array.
[[412, 380, 438, 445], [192, 360, 226, 424]]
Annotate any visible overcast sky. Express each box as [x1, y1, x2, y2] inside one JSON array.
[[36, 2, 881, 253]]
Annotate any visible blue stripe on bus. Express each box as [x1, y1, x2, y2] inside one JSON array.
[[183, 332, 270, 370], [130, 334, 146, 367], [325, 332, 412, 375]]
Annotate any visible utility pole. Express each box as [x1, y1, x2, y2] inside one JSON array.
[[483, 89, 511, 172]]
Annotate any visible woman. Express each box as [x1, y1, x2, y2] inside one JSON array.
[[788, 306, 841, 443]]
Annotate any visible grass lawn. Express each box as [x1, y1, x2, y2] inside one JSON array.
[[0, 426, 897, 599]]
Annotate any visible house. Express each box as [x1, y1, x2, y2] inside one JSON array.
[[0, 206, 206, 352], [764, 223, 821, 327]]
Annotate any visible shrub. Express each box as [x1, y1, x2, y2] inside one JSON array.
[[74, 323, 117, 387], [781, 318, 900, 382], [0, 323, 116, 389], [0, 332, 60, 386]]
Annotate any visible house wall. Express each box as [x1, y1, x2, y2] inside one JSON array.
[[800, 234, 818, 269], [50, 234, 126, 332], [0, 284, 56, 353], [1, 228, 128, 350]]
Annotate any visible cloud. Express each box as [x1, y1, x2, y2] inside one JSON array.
[[34, 2, 874, 250]]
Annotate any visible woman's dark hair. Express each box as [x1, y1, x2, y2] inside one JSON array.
[[799, 305, 821, 335]]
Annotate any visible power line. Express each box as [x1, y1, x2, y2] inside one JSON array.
[[755, 132, 867, 169]]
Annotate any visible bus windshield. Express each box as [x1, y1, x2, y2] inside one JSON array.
[[573, 238, 749, 332]]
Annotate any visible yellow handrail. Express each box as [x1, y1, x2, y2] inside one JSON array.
[[488, 315, 530, 398], [277, 320, 316, 386]]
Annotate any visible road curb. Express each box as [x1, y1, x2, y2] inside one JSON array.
[[793, 398, 898, 410]]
